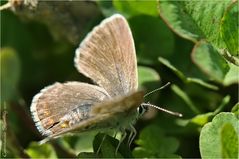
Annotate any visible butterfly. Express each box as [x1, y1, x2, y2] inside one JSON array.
[[30, 14, 146, 142]]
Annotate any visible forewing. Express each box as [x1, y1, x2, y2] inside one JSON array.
[[30, 81, 110, 136], [75, 14, 138, 97]]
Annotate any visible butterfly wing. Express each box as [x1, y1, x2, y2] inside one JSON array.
[[30, 82, 110, 136], [31, 14, 142, 139], [45, 91, 144, 139], [75, 14, 138, 97]]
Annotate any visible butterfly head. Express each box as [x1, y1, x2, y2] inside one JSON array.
[[137, 103, 148, 117]]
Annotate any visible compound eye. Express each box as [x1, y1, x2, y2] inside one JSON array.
[[137, 105, 147, 116]]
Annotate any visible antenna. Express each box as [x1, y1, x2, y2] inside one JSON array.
[[144, 82, 171, 98], [142, 82, 182, 117], [141, 102, 183, 117]]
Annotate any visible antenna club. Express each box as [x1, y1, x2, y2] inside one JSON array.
[[141, 103, 183, 117]]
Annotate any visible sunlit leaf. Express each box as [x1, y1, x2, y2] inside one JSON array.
[[223, 62, 239, 86], [158, 0, 231, 51], [220, 1, 238, 57], [200, 112, 239, 158], [191, 41, 239, 86], [221, 123, 238, 158], [114, 0, 158, 18]]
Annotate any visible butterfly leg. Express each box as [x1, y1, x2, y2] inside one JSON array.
[[128, 124, 137, 147], [127, 128, 134, 145], [96, 133, 107, 155], [115, 130, 127, 156]]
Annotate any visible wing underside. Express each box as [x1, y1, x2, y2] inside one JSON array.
[[46, 90, 144, 139], [30, 82, 110, 136], [75, 14, 138, 97]]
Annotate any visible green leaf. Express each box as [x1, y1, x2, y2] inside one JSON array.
[[223, 62, 239, 86], [158, 57, 218, 90], [129, 15, 174, 64], [78, 152, 97, 158], [138, 66, 160, 87], [0, 48, 21, 103], [191, 41, 237, 85], [221, 123, 238, 158], [179, 95, 230, 127], [25, 142, 57, 158], [190, 113, 214, 127], [158, 0, 231, 50], [113, 0, 158, 18], [213, 95, 231, 115], [158, 1, 202, 42], [186, 78, 219, 90], [133, 124, 180, 158], [171, 84, 201, 114], [133, 147, 153, 158], [98, 0, 158, 18], [231, 103, 239, 119], [61, 132, 97, 155], [158, 57, 185, 80], [220, 1, 238, 57], [199, 112, 239, 158], [73, 135, 94, 153], [92, 133, 132, 158]]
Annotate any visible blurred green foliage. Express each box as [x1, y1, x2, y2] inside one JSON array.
[[0, 0, 238, 158], [1, 48, 20, 103], [133, 125, 180, 158]]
